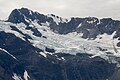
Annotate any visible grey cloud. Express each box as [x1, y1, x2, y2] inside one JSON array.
[[0, 0, 120, 20]]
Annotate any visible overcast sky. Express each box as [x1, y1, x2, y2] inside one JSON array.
[[0, 0, 120, 20]]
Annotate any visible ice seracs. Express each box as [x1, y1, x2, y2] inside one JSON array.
[[1, 8, 120, 67], [0, 20, 120, 61]]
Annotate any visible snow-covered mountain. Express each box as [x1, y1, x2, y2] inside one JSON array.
[[0, 8, 120, 80]]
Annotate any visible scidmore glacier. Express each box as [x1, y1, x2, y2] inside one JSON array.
[[0, 8, 120, 80]]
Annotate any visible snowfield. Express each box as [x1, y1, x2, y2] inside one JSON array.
[[0, 20, 120, 65]]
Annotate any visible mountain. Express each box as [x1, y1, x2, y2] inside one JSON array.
[[0, 7, 120, 80]]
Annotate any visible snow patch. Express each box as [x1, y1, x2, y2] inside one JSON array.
[[1, 20, 120, 66], [0, 48, 17, 60], [39, 52, 47, 57], [61, 57, 65, 60], [24, 70, 30, 80], [47, 14, 68, 25], [12, 73, 22, 80], [77, 23, 82, 28]]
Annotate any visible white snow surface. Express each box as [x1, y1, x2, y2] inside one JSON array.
[[12, 70, 30, 80], [47, 14, 68, 25], [0, 20, 120, 62], [24, 70, 30, 80], [0, 48, 17, 60], [39, 52, 47, 57], [12, 73, 23, 80]]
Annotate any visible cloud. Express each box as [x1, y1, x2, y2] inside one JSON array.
[[0, 0, 120, 20]]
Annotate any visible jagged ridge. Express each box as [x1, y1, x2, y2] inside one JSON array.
[[0, 8, 120, 80]]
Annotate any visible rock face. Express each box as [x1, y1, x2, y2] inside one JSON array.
[[8, 8, 120, 39], [0, 32, 117, 80], [7, 8, 120, 48], [0, 8, 120, 80]]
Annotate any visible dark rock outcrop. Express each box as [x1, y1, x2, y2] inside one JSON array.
[[7, 8, 120, 40], [0, 31, 118, 80], [0, 8, 119, 80]]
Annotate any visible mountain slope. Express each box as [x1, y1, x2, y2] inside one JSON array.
[[0, 8, 120, 80]]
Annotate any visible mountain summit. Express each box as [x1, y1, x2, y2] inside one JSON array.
[[0, 8, 120, 80], [8, 8, 120, 39]]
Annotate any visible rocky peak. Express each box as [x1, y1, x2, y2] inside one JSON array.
[[7, 8, 120, 40], [8, 8, 49, 25]]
